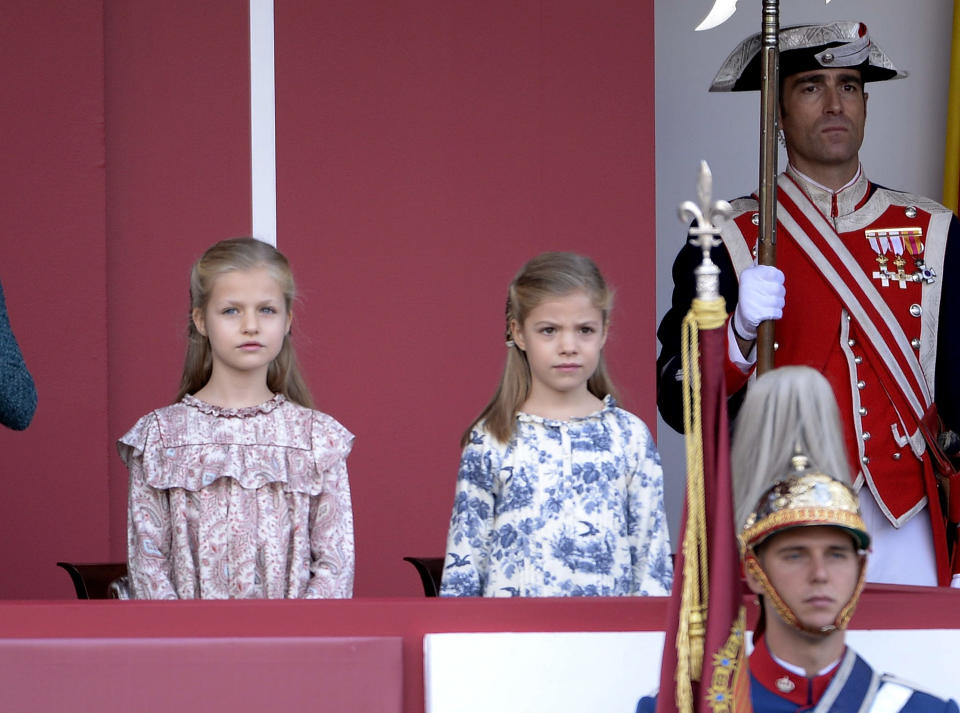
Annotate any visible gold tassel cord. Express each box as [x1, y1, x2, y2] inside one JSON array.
[[676, 296, 727, 713]]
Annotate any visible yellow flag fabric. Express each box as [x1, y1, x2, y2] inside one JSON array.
[[945, 0, 960, 214]]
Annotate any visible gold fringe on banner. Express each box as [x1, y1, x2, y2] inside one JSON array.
[[675, 296, 728, 713]]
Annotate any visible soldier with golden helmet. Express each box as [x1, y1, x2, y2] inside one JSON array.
[[637, 448, 957, 713], [738, 454, 956, 713], [638, 367, 957, 713]]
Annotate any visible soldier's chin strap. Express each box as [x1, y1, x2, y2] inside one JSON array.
[[743, 551, 868, 636]]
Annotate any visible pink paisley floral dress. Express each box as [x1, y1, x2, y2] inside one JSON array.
[[118, 394, 354, 599]]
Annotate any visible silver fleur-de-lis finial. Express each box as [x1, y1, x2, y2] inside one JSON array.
[[678, 161, 733, 301]]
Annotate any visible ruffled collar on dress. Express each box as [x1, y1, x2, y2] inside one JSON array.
[[182, 393, 286, 418], [516, 394, 616, 426]]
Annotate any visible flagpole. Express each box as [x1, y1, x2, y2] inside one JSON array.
[[756, 0, 780, 375], [653, 164, 752, 713]]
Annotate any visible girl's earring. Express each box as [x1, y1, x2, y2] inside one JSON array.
[[505, 339, 515, 348], [777, 129, 786, 147]]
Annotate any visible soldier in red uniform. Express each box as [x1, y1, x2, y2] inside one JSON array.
[[657, 21, 960, 586]]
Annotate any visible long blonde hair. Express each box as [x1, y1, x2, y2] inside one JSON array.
[[731, 366, 852, 528], [462, 252, 617, 446], [175, 237, 314, 408]]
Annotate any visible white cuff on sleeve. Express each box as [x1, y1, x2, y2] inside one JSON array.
[[727, 319, 756, 373]]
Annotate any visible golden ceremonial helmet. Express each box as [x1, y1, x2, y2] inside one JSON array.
[[741, 452, 870, 555], [740, 451, 870, 635]]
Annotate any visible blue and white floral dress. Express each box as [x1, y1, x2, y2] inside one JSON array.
[[440, 396, 673, 597]]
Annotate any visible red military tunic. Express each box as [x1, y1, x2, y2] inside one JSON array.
[[716, 168, 954, 579]]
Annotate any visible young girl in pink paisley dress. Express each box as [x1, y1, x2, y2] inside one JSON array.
[[118, 238, 354, 599]]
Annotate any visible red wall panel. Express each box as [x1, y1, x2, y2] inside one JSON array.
[[0, 2, 108, 598], [2, 1, 655, 598], [0, 636, 403, 712], [103, 1, 252, 561], [274, 1, 657, 596]]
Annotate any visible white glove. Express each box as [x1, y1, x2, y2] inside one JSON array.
[[733, 265, 785, 341]]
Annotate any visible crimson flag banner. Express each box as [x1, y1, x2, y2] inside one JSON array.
[[655, 303, 750, 713]]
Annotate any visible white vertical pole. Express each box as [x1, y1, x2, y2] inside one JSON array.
[[250, 0, 277, 246]]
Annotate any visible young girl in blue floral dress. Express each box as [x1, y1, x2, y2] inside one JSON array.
[[118, 238, 354, 599], [440, 252, 672, 597]]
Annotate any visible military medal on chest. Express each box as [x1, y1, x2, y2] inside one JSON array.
[[865, 223, 935, 288], [903, 224, 937, 284]]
